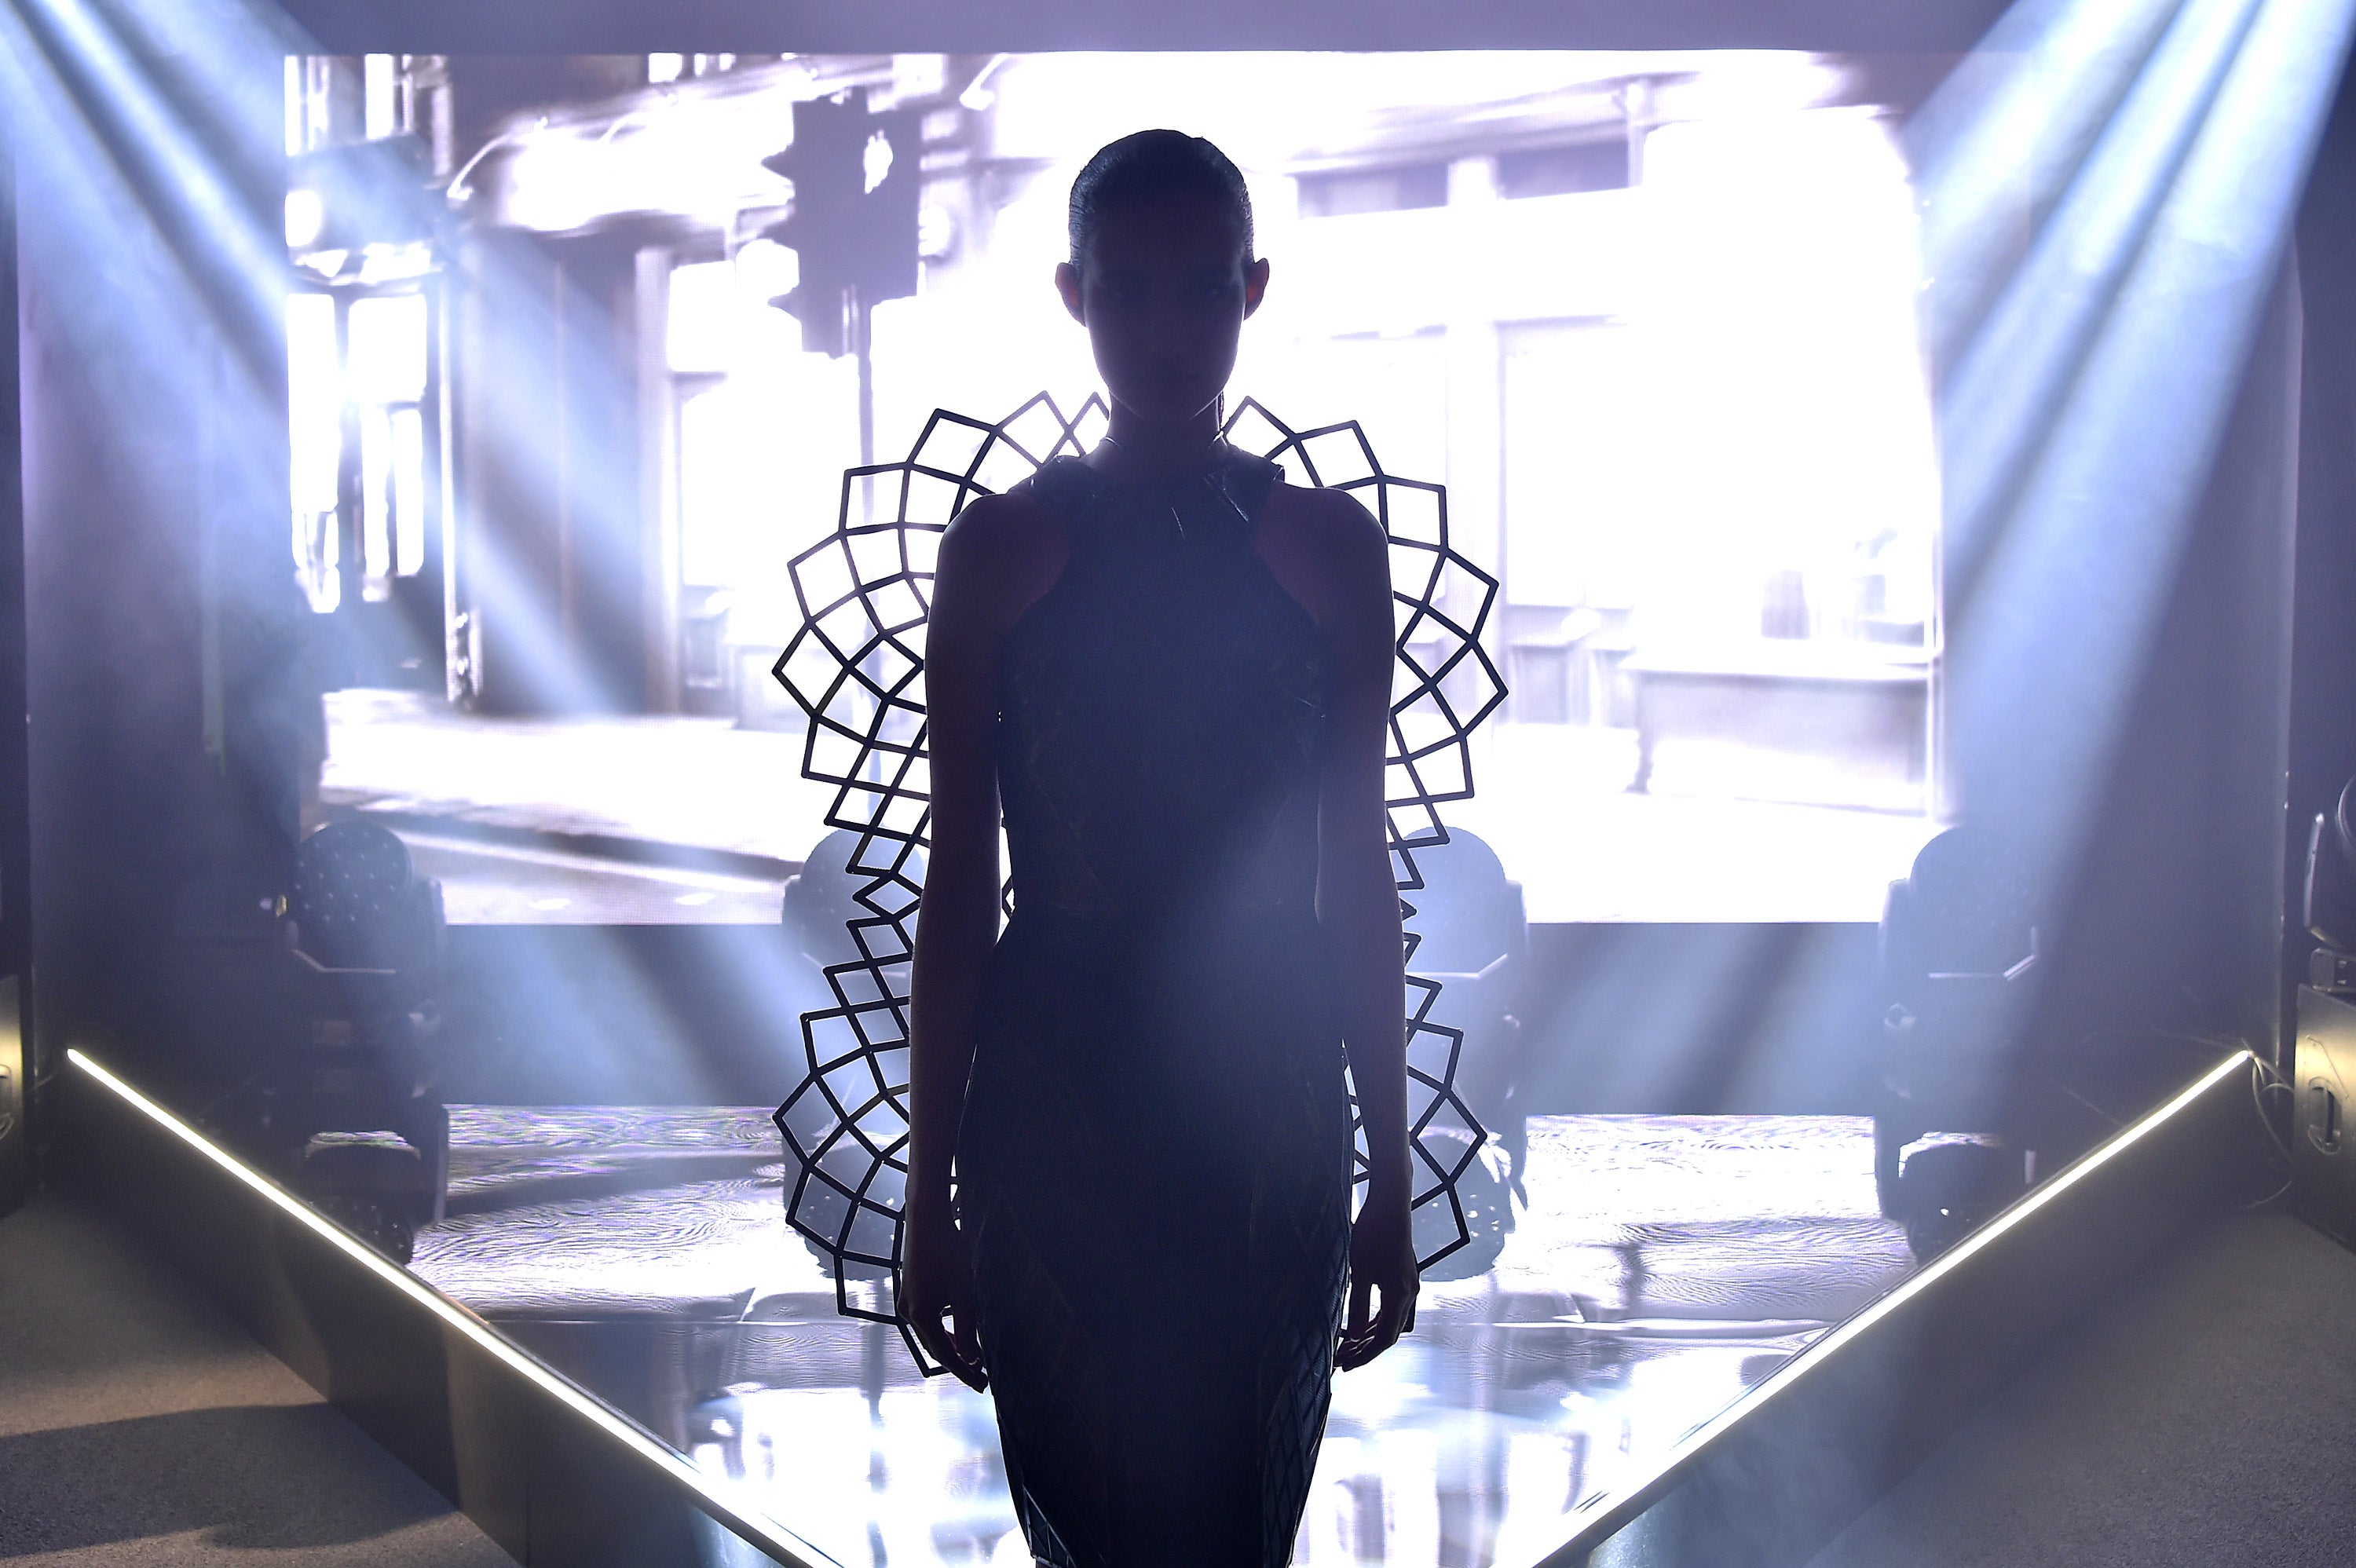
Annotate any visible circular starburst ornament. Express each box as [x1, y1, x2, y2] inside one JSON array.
[[772, 394, 1507, 1372]]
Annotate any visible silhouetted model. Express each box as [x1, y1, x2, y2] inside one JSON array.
[[901, 132, 1418, 1567]]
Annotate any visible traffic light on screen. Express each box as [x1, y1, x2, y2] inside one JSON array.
[[761, 89, 922, 357]]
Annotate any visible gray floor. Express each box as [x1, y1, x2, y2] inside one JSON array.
[[0, 1190, 514, 1566], [1809, 1209, 2356, 1568]]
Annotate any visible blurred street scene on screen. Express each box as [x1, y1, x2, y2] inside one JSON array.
[[286, 50, 1948, 925]]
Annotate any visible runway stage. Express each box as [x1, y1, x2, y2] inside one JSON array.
[[409, 1110, 1922, 1568]]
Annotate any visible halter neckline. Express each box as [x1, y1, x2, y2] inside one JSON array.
[[1088, 434, 1238, 485]]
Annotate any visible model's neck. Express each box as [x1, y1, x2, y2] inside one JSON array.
[[1094, 400, 1227, 478]]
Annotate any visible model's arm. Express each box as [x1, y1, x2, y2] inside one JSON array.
[[1309, 495, 1419, 1371], [901, 493, 1053, 1389]]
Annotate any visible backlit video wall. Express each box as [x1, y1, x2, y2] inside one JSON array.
[[286, 50, 1948, 928]]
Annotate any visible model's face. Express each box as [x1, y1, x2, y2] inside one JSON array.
[[1055, 192, 1269, 428]]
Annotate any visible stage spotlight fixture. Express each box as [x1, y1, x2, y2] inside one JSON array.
[[1873, 824, 2042, 1259], [2303, 776, 2356, 993], [775, 828, 919, 1281], [212, 821, 452, 1263], [1401, 828, 1530, 1280], [2297, 777, 2356, 1244]]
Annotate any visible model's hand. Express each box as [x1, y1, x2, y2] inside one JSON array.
[[1337, 1182, 1419, 1370], [900, 1196, 988, 1391]]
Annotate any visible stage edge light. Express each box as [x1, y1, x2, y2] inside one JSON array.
[[1513, 1047, 2258, 1568], [62, 1047, 843, 1568]]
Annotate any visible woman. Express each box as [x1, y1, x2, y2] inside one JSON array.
[[901, 129, 1418, 1568]]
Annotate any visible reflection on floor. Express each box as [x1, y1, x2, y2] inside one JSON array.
[[409, 1110, 1915, 1567]]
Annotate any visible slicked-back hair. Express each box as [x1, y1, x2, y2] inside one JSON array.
[[1067, 129, 1255, 265]]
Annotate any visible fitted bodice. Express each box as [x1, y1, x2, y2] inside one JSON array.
[[993, 451, 1330, 932], [965, 449, 1355, 1568]]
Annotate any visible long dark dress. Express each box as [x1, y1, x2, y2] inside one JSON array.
[[956, 449, 1357, 1568]]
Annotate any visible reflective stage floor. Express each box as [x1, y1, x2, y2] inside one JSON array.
[[410, 1110, 1920, 1567]]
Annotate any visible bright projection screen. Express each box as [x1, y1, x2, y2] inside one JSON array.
[[287, 51, 1949, 925]]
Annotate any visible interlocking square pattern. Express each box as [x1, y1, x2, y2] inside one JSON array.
[[773, 396, 1507, 1369]]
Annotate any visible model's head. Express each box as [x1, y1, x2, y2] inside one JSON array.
[[1056, 130, 1269, 428]]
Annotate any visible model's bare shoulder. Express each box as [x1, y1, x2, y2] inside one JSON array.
[[1271, 479, 1386, 561], [942, 486, 1058, 554], [1268, 477, 1377, 531], [937, 484, 1069, 630], [1259, 481, 1388, 627]]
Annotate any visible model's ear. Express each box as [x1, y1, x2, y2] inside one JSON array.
[[1243, 256, 1271, 319], [1055, 261, 1085, 324]]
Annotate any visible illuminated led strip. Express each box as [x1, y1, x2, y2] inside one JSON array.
[[1516, 1048, 2256, 1568], [64, 1048, 843, 1568]]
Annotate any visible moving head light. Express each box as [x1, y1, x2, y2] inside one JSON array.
[[219, 821, 452, 1262], [2303, 776, 2356, 993], [1874, 824, 2042, 1260]]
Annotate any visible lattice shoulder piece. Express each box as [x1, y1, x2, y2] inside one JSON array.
[[772, 393, 1507, 1373]]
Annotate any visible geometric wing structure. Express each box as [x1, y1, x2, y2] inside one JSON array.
[[1220, 397, 1509, 1273], [770, 392, 1103, 1368], [773, 393, 1508, 1372]]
